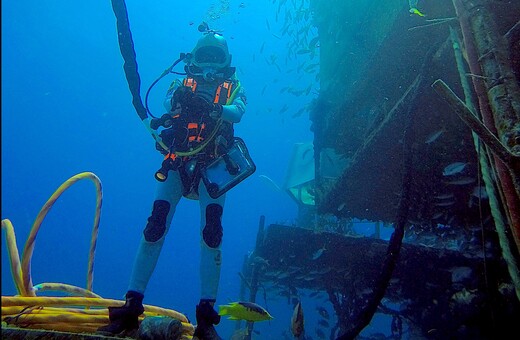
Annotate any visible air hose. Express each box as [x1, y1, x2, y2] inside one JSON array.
[[110, 0, 169, 151]]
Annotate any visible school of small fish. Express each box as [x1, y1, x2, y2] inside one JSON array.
[[211, 0, 319, 121]]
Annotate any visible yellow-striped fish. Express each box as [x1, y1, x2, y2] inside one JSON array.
[[218, 301, 273, 322], [409, 7, 425, 17]]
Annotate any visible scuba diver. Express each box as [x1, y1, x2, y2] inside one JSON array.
[[98, 22, 248, 340]]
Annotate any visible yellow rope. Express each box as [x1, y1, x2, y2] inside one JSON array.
[[1, 172, 193, 337], [2, 306, 107, 316], [20, 172, 102, 296], [1, 219, 24, 296], [33, 283, 101, 298], [2, 296, 189, 322]]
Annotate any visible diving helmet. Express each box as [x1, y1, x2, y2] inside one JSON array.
[[191, 33, 232, 70]]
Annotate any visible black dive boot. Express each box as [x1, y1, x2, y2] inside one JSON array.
[[97, 290, 145, 336], [193, 299, 223, 340]]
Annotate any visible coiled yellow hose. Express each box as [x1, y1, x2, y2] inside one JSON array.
[[1, 172, 193, 338]]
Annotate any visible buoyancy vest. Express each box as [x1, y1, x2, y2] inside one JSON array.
[[164, 77, 237, 199], [158, 76, 237, 156], [180, 77, 235, 154]]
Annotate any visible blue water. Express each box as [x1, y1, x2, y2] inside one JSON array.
[[1, 0, 326, 338]]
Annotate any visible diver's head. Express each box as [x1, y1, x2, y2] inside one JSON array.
[[187, 32, 233, 81], [192, 33, 231, 69]]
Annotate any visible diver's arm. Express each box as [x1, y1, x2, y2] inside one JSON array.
[[221, 95, 246, 123]]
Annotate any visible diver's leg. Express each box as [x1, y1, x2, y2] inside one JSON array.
[[198, 179, 225, 300], [98, 170, 183, 335], [193, 180, 225, 340], [128, 170, 183, 293]]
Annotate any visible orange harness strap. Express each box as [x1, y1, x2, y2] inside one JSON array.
[[214, 81, 233, 104], [183, 77, 197, 92], [178, 77, 233, 145]]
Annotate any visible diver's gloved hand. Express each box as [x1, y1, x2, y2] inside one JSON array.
[[209, 103, 223, 120], [172, 86, 194, 108], [188, 96, 212, 115], [188, 96, 222, 119]]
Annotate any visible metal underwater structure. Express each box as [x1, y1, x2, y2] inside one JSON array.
[[3, 0, 520, 339], [240, 0, 520, 339]]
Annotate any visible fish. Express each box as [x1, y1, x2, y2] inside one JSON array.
[[309, 36, 320, 49], [432, 211, 444, 219], [276, 272, 290, 279], [446, 177, 476, 185], [424, 128, 446, 144], [434, 193, 454, 200], [297, 49, 312, 55], [219, 301, 273, 322], [279, 104, 290, 114], [409, 7, 425, 17], [316, 306, 329, 319], [291, 301, 305, 338], [443, 162, 468, 176], [312, 247, 326, 260], [252, 256, 270, 266], [471, 185, 488, 199], [317, 267, 332, 275], [304, 63, 320, 72], [292, 107, 306, 118], [434, 200, 456, 207]]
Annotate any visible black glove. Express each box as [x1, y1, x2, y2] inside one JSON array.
[[150, 113, 175, 129], [188, 96, 223, 119], [209, 103, 223, 119], [172, 86, 222, 118], [188, 96, 212, 115], [172, 86, 194, 108]]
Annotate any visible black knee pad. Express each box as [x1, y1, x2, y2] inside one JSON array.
[[203, 204, 223, 248], [143, 200, 170, 242]]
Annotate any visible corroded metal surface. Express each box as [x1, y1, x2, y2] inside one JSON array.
[[243, 224, 520, 337]]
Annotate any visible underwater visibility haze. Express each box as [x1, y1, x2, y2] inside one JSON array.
[[3, 0, 520, 339]]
